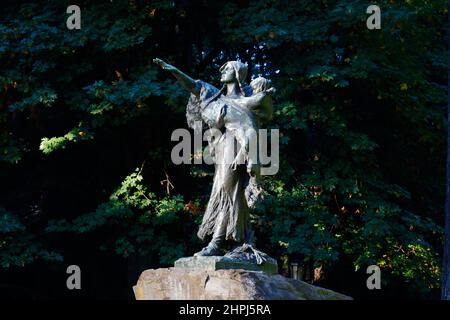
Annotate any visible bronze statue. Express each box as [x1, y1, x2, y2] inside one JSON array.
[[153, 58, 273, 259]]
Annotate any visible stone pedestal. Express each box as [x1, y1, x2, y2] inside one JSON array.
[[133, 267, 352, 300], [174, 255, 278, 274]]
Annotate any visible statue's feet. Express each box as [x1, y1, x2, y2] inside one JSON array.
[[194, 243, 222, 257]]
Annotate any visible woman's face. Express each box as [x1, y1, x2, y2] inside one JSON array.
[[220, 63, 236, 83]]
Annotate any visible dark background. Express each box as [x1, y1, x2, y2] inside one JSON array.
[[0, 0, 447, 299]]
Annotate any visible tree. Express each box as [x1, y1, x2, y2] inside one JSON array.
[[442, 0, 450, 300]]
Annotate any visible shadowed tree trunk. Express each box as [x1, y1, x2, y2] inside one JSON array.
[[442, 0, 450, 300]]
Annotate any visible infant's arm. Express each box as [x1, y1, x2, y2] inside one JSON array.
[[239, 92, 267, 110]]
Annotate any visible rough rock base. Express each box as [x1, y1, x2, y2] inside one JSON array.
[[133, 268, 352, 300]]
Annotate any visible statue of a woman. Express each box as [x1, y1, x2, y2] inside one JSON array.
[[153, 58, 272, 259]]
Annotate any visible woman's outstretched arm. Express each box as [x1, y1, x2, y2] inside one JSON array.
[[153, 58, 200, 97]]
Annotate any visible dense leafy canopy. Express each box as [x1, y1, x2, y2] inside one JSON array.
[[0, 0, 447, 298]]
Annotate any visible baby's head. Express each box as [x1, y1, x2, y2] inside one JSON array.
[[250, 77, 271, 94]]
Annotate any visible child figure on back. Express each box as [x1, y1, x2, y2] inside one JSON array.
[[237, 76, 274, 127], [228, 76, 274, 176]]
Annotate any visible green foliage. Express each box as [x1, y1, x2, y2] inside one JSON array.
[[39, 124, 94, 154], [46, 168, 195, 265], [221, 0, 446, 293], [0, 207, 62, 268]]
